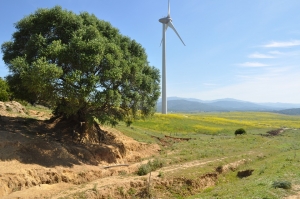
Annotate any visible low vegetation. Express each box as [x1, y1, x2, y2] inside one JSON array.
[[115, 112, 300, 198], [234, 128, 246, 135], [273, 180, 292, 189], [1, 103, 300, 198], [137, 158, 165, 176], [117, 112, 300, 138], [0, 77, 11, 101]]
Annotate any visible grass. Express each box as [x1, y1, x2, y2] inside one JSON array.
[[11, 106, 298, 198], [117, 112, 300, 137], [186, 129, 300, 199], [9, 107, 297, 198], [114, 112, 300, 198]]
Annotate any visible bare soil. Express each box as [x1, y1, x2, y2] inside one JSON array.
[[0, 101, 160, 198]]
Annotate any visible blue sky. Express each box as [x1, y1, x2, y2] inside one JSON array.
[[1, 0, 300, 103]]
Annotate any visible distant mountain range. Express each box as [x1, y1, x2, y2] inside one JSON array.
[[156, 97, 300, 115], [274, 108, 300, 115]]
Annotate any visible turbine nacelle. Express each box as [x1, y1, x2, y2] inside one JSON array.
[[159, 16, 172, 24], [158, 1, 185, 46]]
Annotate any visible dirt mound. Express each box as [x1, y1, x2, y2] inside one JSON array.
[[0, 102, 160, 197], [216, 159, 248, 173], [267, 128, 284, 136], [0, 101, 27, 116], [0, 122, 159, 197]]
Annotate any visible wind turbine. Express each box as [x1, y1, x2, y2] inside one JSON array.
[[159, 0, 185, 114]]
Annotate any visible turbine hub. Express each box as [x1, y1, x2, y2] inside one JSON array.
[[159, 16, 172, 24]]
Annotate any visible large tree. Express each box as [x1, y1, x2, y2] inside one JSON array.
[[1, 6, 160, 142]]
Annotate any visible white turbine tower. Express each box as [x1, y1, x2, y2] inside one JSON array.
[[159, 0, 185, 114]]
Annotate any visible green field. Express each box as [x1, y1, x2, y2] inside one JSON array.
[[116, 112, 300, 140], [115, 112, 300, 198]]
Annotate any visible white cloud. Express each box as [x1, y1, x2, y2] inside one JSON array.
[[269, 50, 300, 58], [194, 70, 300, 103], [262, 40, 300, 48], [248, 53, 275, 59], [203, 83, 217, 86], [269, 51, 284, 55], [237, 62, 270, 67]]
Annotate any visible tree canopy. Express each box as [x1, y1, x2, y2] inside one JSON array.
[[0, 77, 11, 101], [1, 6, 160, 141]]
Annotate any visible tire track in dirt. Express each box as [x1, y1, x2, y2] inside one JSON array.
[[50, 152, 254, 199]]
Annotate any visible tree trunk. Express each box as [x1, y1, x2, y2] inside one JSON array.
[[78, 121, 106, 144], [53, 104, 107, 144]]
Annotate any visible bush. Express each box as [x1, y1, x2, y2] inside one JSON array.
[[0, 77, 11, 101], [137, 159, 165, 176], [158, 171, 165, 178], [272, 180, 291, 189], [235, 128, 246, 136], [137, 164, 152, 176], [149, 158, 164, 170]]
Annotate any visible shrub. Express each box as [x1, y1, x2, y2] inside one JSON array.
[[0, 77, 11, 101], [137, 164, 151, 176], [158, 171, 165, 178], [272, 180, 291, 189], [216, 165, 223, 173], [235, 128, 246, 136], [126, 120, 133, 127], [127, 187, 136, 196], [149, 158, 164, 170], [137, 159, 165, 176]]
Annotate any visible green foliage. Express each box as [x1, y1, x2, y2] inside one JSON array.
[[158, 171, 165, 178], [127, 187, 136, 196], [117, 187, 125, 197], [235, 128, 246, 135], [0, 77, 11, 101], [137, 159, 165, 176], [137, 164, 152, 176], [272, 180, 292, 189], [149, 158, 165, 170], [125, 120, 133, 127], [1, 6, 160, 129]]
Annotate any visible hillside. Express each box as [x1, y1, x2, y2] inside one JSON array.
[[156, 97, 300, 112], [275, 108, 300, 115], [156, 99, 226, 112]]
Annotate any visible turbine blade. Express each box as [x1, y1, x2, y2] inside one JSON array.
[[165, 24, 168, 32], [168, 0, 170, 16], [160, 25, 169, 46], [167, 21, 186, 46]]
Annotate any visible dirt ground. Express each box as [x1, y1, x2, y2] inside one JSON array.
[[0, 101, 161, 198], [1, 101, 299, 198]]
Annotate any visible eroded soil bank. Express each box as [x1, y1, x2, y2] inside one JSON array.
[[0, 101, 159, 198]]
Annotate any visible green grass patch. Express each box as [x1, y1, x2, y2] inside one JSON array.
[[114, 112, 300, 198], [186, 129, 300, 199]]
